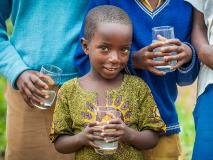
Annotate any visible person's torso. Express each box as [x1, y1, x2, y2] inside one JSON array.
[[63, 74, 163, 159], [10, 0, 89, 82], [99, 0, 192, 134]]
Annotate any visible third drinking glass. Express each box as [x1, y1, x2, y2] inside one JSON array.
[[152, 26, 177, 72]]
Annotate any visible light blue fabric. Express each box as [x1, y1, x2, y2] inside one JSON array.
[[0, 0, 89, 88], [192, 84, 213, 160]]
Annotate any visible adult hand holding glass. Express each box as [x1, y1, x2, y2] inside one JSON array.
[[30, 64, 62, 109], [16, 70, 48, 107]]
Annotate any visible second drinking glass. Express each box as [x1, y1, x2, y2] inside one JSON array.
[[31, 64, 62, 109]]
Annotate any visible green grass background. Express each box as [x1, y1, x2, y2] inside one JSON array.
[[0, 20, 196, 160]]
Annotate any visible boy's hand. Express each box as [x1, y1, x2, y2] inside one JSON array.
[[101, 119, 134, 143], [78, 122, 104, 149], [133, 42, 172, 76], [157, 36, 192, 70], [16, 70, 48, 107]]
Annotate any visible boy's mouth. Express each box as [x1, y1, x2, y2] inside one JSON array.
[[107, 68, 118, 71]]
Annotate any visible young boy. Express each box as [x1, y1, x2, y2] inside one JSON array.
[[74, 0, 200, 159], [185, 0, 213, 159], [50, 5, 166, 160]]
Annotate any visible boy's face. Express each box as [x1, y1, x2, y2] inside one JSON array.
[[82, 22, 132, 80]]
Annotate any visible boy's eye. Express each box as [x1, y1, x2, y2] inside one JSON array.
[[100, 46, 109, 52], [121, 48, 130, 54]]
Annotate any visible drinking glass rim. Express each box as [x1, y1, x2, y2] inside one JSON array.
[[41, 64, 63, 75], [152, 26, 174, 31]]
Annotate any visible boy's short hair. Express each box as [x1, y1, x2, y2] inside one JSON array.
[[84, 5, 132, 41]]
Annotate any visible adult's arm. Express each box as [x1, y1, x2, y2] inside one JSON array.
[[191, 8, 213, 69], [175, 41, 200, 86], [0, 1, 29, 88]]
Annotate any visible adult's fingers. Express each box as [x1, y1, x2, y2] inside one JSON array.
[[20, 89, 34, 107], [28, 77, 47, 98], [32, 74, 49, 89], [22, 85, 43, 105]]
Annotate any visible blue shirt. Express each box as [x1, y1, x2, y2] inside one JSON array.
[[74, 0, 200, 135], [0, 0, 89, 88]]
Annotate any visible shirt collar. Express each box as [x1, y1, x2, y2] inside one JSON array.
[[141, 0, 163, 11]]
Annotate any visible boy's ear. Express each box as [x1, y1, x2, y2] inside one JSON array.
[[81, 37, 89, 55]]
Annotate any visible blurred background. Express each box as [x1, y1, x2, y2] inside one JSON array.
[[0, 21, 197, 160]]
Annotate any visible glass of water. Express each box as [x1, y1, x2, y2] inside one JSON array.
[[31, 64, 62, 109], [94, 106, 121, 155], [152, 26, 176, 72]]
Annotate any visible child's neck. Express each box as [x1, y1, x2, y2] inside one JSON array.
[[79, 73, 124, 106]]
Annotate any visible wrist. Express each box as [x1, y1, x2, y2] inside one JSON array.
[[133, 51, 141, 69], [123, 127, 137, 145], [76, 132, 86, 147], [183, 42, 192, 63]]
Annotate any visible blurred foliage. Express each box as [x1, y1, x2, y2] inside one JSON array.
[[0, 19, 13, 156], [0, 77, 6, 154], [177, 104, 195, 160], [176, 84, 196, 160]]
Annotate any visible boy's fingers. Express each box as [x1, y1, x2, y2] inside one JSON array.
[[157, 34, 167, 41], [103, 124, 125, 130], [104, 137, 120, 143], [149, 41, 165, 51], [160, 45, 180, 54], [164, 39, 182, 46], [170, 61, 185, 70], [107, 119, 122, 124], [88, 121, 99, 127], [89, 142, 100, 149], [152, 52, 172, 58], [89, 128, 102, 134], [148, 67, 167, 76], [164, 53, 184, 62]]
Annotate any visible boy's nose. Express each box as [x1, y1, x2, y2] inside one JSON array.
[[109, 51, 119, 62]]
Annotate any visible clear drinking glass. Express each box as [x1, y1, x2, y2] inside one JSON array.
[[31, 64, 62, 109], [94, 106, 121, 155], [152, 26, 177, 72]]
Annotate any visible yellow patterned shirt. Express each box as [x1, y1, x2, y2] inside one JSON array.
[[50, 74, 166, 160]]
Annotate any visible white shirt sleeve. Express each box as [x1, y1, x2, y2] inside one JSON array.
[[184, 0, 203, 13]]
